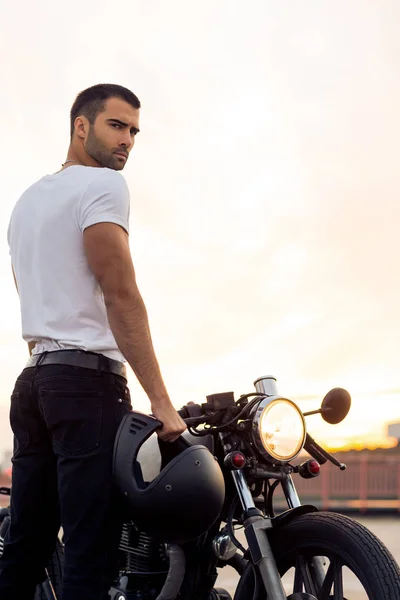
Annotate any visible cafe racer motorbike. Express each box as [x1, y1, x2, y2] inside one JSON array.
[[1, 374, 400, 600]]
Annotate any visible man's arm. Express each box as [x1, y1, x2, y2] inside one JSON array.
[[83, 222, 186, 442], [12, 267, 37, 356]]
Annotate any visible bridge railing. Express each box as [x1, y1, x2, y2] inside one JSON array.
[[274, 455, 400, 512]]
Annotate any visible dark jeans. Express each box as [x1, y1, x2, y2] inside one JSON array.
[[0, 361, 132, 600]]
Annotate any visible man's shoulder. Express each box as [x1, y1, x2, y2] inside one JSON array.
[[79, 167, 129, 197]]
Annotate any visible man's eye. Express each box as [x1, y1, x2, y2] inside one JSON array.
[[111, 123, 121, 129]]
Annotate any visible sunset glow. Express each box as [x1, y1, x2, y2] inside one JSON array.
[[0, 1, 399, 455]]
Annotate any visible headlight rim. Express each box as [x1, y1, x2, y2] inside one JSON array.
[[251, 396, 306, 463]]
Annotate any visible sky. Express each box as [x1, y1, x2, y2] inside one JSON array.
[[0, 0, 399, 454]]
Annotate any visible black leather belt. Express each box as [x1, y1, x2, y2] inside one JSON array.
[[26, 350, 127, 380]]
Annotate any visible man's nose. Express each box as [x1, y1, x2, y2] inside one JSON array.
[[120, 133, 133, 149]]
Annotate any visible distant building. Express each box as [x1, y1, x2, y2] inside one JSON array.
[[387, 422, 400, 443]]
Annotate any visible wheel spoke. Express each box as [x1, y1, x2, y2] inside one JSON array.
[[333, 558, 344, 600], [293, 556, 317, 596], [293, 556, 304, 592], [317, 560, 335, 599]]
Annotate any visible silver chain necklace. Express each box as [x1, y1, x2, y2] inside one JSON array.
[[61, 159, 79, 167]]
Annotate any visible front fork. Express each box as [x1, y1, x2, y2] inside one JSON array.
[[220, 414, 286, 599], [254, 375, 326, 595], [222, 376, 287, 599], [232, 468, 327, 600], [231, 468, 287, 600], [281, 475, 326, 593]]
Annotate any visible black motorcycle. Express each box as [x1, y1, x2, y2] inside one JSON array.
[[1, 374, 400, 599]]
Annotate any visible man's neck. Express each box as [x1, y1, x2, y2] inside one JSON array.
[[61, 145, 102, 170]]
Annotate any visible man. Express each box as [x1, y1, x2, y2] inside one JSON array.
[[0, 83, 186, 600]]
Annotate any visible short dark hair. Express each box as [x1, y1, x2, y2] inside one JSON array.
[[70, 83, 141, 139]]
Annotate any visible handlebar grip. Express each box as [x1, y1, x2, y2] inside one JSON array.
[[183, 417, 206, 427], [304, 433, 328, 464], [178, 403, 204, 420], [304, 433, 346, 469]]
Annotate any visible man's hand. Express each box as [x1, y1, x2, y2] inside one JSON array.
[[151, 402, 187, 442]]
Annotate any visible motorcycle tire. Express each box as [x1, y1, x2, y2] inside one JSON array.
[[34, 539, 64, 600], [233, 512, 400, 600]]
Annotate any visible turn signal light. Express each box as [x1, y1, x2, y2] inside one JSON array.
[[224, 451, 247, 470], [298, 459, 321, 479]]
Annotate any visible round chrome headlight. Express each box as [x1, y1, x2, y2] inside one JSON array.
[[252, 397, 306, 462]]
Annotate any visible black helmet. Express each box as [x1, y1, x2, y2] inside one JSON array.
[[113, 411, 225, 544]]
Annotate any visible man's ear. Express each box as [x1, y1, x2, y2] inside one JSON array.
[[74, 116, 89, 140]]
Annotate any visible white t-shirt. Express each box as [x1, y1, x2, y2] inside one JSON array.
[[7, 165, 130, 362]]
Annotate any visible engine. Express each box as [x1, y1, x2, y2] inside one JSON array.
[[115, 522, 169, 599]]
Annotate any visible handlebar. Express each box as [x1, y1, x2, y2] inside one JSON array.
[[304, 433, 346, 470], [177, 401, 346, 470], [178, 403, 206, 427], [178, 404, 204, 419]]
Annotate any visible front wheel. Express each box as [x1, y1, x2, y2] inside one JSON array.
[[234, 512, 400, 599]]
